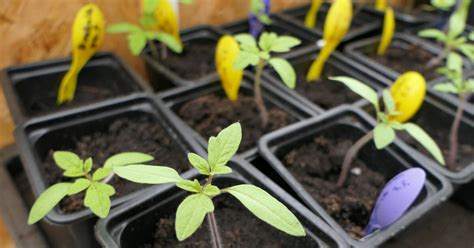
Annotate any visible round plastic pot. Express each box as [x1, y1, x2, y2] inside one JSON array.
[[13, 95, 203, 247], [258, 105, 453, 247], [141, 25, 224, 91], [157, 72, 318, 159], [95, 158, 348, 247], [361, 6, 437, 31], [0, 52, 151, 125]]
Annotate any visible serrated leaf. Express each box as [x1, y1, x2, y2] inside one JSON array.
[[83, 158, 93, 174], [53, 151, 82, 171], [403, 123, 445, 165], [234, 33, 257, 47], [175, 193, 214, 241], [92, 167, 113, 181], [104, 152, 154, 168], [128, 31, 147, 55], [224, 184, 306, 236], [107, 22, 141, 33], [383, 89, 396, 115], [84, 182, 115, 218], [187, 153, 210, 175], [207, 123, 242, 170], [203, 185, 221, 196], [176, 179, 202, 193], [373, 123, 396, 149], [28, 183, 71, 224], [234, 51, 260, 69], [114, 164, 183, 184], [269, 58, 296, 89], [330, 76, 379, 110], [417, 29, 447, 41], [258, 32, 278, 51], [67, 178, 91, 195], [270, 36, 301, 52], [211, 165, 233, 175], [433, 82, 459, 93]]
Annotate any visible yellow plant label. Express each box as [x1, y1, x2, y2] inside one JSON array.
[[304, 0, 323, 28], [306, 0, 352, 81], [154, 0, 182, 47], [390, 71, 426, 123], [58, 3, 104, 104], [377, 7, 395, 55], [375, 0, 388, 11], [215, 35, 243, 101]]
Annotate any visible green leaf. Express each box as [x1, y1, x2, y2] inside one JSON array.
[[469, 32, 474, 41], [28, 183, 71, 225], [128, 31, 147, 55], [270, 36, 301, 52], [187, 153, 210, 175], [382, 89, 396, 115], [176, 179, 202, 193], [107, 22, 141, 33], [402, 123, 445, 165], [148, 32, 183, 53], [143, 0, 159, 13], [234, 33, 257, 47], [114, 165, 183, 184], [104, 152, 154, 168], [67, 178, 91, 195], [269, 58, 296, 89], [446, 52, 463, 72], [211, 165, 233, 175], [465, 79, 474, 92], [458, 44, 474, 62], [241, 43, 260, 53], [234, 51, 260, 69], [259, 51, 270, 60], [330, 76, 379, 110], [433, 82, 459, 93], [92, 167, 113, 181], [83, 158, 93, 174], [258, 32, 278, 51], [418, 29, 447, 41], [84, 182, 115, 218], [373, 123, 396, 149], [203, 185, 220, 197], [53, 151, 82, 171], [63, 167, 87, 178], [431, 0, 455, 10], [224, 184, 306, 236], [447, 2, 468, 39], [175, 193, 214, 241], [388, 120, 405, 130], [207, 123, 242, 170]]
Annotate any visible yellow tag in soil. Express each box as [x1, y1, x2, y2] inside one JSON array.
[[215, 35, 243, 101], [377, 7, 395, 55], [306, 0, 352, 81], [154, 0, 183, 47], [375, 0, 388, 11], [304, 0, 323, 28], [57, 3, 104, 104], [390, 71, 426, 123]]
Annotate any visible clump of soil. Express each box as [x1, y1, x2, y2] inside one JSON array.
[[43, 116, 189, 213], [282, 135, 387, 239], [143, 194, 316, 248], [177, 94, 295, 152]]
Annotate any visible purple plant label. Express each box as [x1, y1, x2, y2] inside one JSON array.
[[249, 0, 271, 37], [364, 168, 426, 236]]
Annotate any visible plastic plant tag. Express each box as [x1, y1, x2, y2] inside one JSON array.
[[304, 0, 323, 28], [390, 71, 426, 123], [154, 0, 183, 46], [375, 0, 388, 11], [215, 35, 243, 101], [364, 168, 426, 236], [306, 0, 352, 81], [57, 3, 104, 104], [377, 7, 395, 55], [249, 0, 271, 37]]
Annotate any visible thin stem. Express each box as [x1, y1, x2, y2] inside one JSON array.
[[447, 94, 466, 170], [207, 212, 222, 248], [337, 131, 374, 188], [148, 40, 160, 60], [101, 172, 115, 184], [425, 45, 451, 69], [254, 60, 269, 127], [160, 42, 168, 59]]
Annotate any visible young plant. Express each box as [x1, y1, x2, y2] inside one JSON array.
[[113, 123, 306, 246], [28, 152, 154, 224], [331, 72, 445, 187], [433, 52, 474, 169], [418, 0, 473, 68], [107, 0, 183, 58], [233, 32, 300, 126]]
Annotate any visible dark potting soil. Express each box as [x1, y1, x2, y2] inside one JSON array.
[[143, 194, 317, 248], [293, 10, 364, 32], [282, 135, 387, 239], [43, 117, 190, 213], [177, 94, 295, 152], [155, 41, 216, 80]]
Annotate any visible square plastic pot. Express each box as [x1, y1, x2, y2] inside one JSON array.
[[142, 25, 224, 91], [277, 4, 382, 44], [14, 95, 203, 247], [258, 105, 452, 247], [1, 52, 150, 124], [158, 72, 318, 159], [95, 158, 348, 247]]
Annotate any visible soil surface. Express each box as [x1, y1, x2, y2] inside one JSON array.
[[294, 10, 364, 31], [177, 94, 295, 152], [143, 194, 317, 248], [43, 117, 189, 213], [282, 134, 387, 239]]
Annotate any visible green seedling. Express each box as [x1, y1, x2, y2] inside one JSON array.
[[418, 0, 473, 68], [330, 76, 445, 187], [250, 0, 271, 25], [107, 0, 183, 58], [233, 32, 300, 126], [433, 52, 474, 169], [28, 152, 154, 224], [114, 123, 306, 246]]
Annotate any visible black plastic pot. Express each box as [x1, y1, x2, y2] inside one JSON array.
[[263, 48, 391, 113], [277, 4, 382, 44], [95, 158, 348, 247], [142, 25, 224, 91], [1, 52, 150, 124], [14, 95, 204, 247], [361, 6, 437, 31], [158, 72, 318, 159], [258, 105, 453, 247]]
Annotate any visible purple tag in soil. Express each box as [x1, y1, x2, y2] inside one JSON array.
[[363, 168, 426, 236], [248, 0, 271, 37]]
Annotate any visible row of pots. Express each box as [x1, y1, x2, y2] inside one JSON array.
[[1, 4, 472, 247]]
